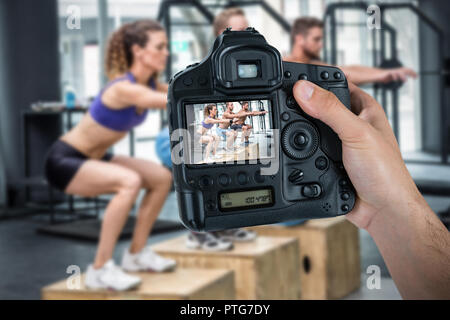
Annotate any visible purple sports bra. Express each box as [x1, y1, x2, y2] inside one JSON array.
[[89, 72, 156, 132], [202, 116, 214, 129]]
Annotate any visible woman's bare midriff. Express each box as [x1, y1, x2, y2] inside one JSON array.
[[60, 113, 127, 159], [197, 127, 207, 135]]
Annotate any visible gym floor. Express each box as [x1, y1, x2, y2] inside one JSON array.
[[1, 192, 448, 300]]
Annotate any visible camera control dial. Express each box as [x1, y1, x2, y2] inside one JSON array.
[[281, 121, 319, 160]]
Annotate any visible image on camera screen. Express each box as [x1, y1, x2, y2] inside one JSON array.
[[185, 100, 274, 165]]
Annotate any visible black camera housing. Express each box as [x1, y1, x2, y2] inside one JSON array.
[[167, 28, 355, 232]]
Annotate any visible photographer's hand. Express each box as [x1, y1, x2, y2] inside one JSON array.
[[293, 80, 450, 299]]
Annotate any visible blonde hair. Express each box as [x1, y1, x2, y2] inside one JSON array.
[[213, 7, 246, 36], [105, 19, 164, 80]]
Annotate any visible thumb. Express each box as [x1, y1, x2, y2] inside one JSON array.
[[293, 80, 367, 142]]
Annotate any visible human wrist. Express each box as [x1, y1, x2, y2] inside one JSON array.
[[366, 184, 426, 237]]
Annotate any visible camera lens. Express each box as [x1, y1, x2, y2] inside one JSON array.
[[282, 121, 319, 160]]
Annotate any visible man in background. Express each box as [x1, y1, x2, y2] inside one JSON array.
[[284, 17, 417, 86], [213, 7, 248, 36]]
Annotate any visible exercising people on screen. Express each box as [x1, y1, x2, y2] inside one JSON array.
[[45, 20, 176, 291], [216, 102, 239, 151], [231, 101, 268, 146]]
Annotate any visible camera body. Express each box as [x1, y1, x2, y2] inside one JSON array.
[[167, 28, 355, 232]]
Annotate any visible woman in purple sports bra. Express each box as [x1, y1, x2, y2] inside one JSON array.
[[44, 20, 176, 290]]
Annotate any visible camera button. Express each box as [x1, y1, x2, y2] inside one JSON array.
[[334, 72, 342, 80], [315, 156, 328, 170], [205, 201, 216, 212], [237, 172, 249, 185], [298, 74, 308, 80], [302, 184, 322, 198], [199, 175, 213, 188], [183, 77, 193, 86], [341, 192, 350, 201], [281, 112, 290, 121], [284, 71, 292, 78], [218, 174, 231, 186], [320, 71, 329, 80], [286, 95, 297, 109], [339, 179, 349, 187], [288, 169, 304, 185], [293, 133, 309, 148], [341, 204, 350, 212]]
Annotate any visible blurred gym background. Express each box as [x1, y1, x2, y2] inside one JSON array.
[[0, 0, 449, 299]]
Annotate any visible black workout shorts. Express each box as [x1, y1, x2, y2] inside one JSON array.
[[230, 124, 243, 130], [44, 139, 114, 192]]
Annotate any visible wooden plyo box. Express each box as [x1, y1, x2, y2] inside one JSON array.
[[42, 268, 235, 300], [235, 143, 259, 161], [152, 236, 301, 300], [195, 144, 259, 164], [249, 216, 360, 299]]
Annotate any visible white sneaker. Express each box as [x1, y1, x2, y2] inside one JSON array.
[[185, 232, 233, 251], [121, 246, 177, 272], [216, 228, 257, 242], [85, 259, 142, 291]]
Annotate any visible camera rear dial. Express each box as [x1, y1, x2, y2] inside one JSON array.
[[281, 121, 319, 160]]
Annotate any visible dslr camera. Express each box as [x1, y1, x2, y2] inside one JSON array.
[[167, 28, 355, 232]]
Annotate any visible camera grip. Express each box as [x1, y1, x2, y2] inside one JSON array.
[[311, 86, 351, 162]]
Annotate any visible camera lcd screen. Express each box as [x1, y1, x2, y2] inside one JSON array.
[[184, 100, 274, 165], [220, 189, 273, 210], [238, 63, 259, 78]]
